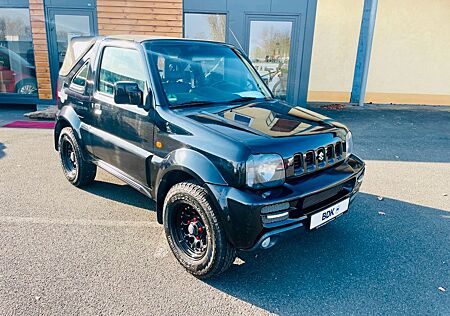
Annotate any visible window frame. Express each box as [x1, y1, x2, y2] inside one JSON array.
[[0, 5, 38, 99], [69, 60, 90, 93], [183, 12, 228, 42], [96, 45, 149, 99]]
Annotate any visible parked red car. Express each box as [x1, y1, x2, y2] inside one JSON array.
[[0, 46, 37, 94]]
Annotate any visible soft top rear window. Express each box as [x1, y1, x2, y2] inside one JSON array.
[[59, 37, 96, 77]]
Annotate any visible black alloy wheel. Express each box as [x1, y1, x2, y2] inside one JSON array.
[[58, 127, 97, 187], [173, 202, 208, 259], [60, 135, 78, 180], [163, 181, 236, 278]]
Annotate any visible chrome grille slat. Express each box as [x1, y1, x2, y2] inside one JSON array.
[[293, 154, 302, 169], [335, 141, 343, 157], [290, 140, 345, 177], [304, 151, 315, 172], [325, 145, 334, 161]]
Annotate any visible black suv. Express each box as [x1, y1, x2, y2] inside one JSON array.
[[55, 36, 365, 278]]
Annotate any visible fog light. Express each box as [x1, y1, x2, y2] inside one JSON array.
[[266, 211, 289, 220], [261, 237, 271, 248], [263, 211, 289, 224]]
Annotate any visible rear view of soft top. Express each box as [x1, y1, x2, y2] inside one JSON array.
[[59, 36, 97, 76]]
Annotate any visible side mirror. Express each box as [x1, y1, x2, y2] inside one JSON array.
[[113, 81, 143, 106]]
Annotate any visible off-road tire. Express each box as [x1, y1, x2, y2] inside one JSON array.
[[163, 181, 236, 278], [58, 127, 96, 187]]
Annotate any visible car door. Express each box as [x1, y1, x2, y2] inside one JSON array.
[[90, 45, 154, 186], [65, 60, 94, 150]]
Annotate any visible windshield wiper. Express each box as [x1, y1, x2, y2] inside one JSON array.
[[170, 100, 218, 108], [228, 97, 261, 103], [171, 97, 266, 108]]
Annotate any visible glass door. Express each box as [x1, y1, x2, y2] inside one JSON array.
[[245, 15, 300, 103], [46, 9, 97, 97]]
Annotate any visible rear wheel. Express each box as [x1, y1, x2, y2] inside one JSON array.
[[58, 127, 96, 187], [163, 181, 236, 278]]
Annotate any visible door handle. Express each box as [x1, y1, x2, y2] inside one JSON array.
[[93, 103, 102, 115]]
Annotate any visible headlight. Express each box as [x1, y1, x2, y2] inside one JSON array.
[[246, 154, 285, 189], [345, 131, 353, 157]]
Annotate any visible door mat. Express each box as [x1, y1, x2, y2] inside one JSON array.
[[3, 120, 55, 129]]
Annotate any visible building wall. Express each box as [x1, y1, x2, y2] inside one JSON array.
[[0, 0, 53, 104], [29, 0, 52, 100], [97, 0, 182, 37], [365, 0, 450, 105], [308, 0, 450, 106], [183, 0, 318, 106], [307, 0, 363, 102], [3, 0, 448, 106]]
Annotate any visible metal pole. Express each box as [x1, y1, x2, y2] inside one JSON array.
[[350, 0, 378, 106]]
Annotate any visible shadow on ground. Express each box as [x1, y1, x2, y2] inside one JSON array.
[[206, 193, 450, 315], [0, 143, 6, 159], [312, 104, 450, 163], [83, 180, 155, 210], [81, 176, 450, 314], [73, 104, 450, 314]]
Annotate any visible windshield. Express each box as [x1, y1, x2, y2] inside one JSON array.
[[145, 41, 272, 107]]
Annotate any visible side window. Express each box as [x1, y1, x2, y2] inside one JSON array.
[[0, 52, 11, 69], [70, 62, 89, 89], [98, 47, 146, 95]]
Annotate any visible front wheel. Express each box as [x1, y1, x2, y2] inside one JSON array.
[[15, 79, 37, 94], [163, 181, 236, 278]]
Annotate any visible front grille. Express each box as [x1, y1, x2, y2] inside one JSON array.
[[326, 145, 333, 160], [293, 154, 302, 169], [290, 140, 345, 177], [316, 147, 326, 167], [289, 177, 356, 218], [305, 151, 314, 169], [335, 141, 343, 157]]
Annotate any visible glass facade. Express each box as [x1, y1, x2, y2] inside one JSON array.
[[184, 13, 226, 42], [248, 20, 293, 100], [54, 14, 92, 70], [0, 8, 37, 95]]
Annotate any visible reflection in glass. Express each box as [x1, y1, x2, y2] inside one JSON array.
[[54, 15, 92, 69], [184, 13, 226, 42], [71, 63, 89, 88], [99, 47, 146, 95], [0, 8, 37, 95], [146, 42, 272, 107], [248, 20, 292, 100]]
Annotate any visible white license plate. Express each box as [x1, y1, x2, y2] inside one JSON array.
[[310, 198, 349, 229]]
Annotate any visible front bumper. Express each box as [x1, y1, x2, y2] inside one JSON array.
[[205, 154, 365, 250]]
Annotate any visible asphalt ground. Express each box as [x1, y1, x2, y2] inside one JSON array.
[[0, 104, 449, 315]]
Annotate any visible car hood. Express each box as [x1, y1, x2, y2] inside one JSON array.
[[185, 100, 347, 156]]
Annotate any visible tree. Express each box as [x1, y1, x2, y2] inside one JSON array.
[[250, 26, 291, 61], [208, 15, 226, 42]]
